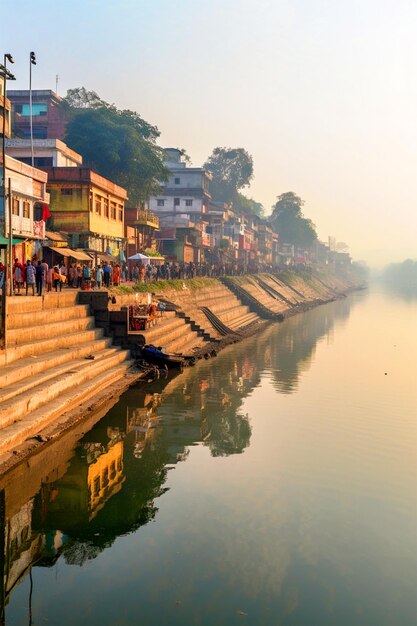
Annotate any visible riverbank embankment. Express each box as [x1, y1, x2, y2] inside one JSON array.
[[0, 268, 362, 474]]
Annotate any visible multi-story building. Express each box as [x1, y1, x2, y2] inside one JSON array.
[[0, 75, 11, 139], [149, 148, 212, 217], [256, 220, 274, 266], [8, 90, 68, 140], [124, 206, 160, 258], [5, 138, 82, 168], [3, 154, 50, 261], [43, 167, 127, 258], [150, 148, 213, 263]]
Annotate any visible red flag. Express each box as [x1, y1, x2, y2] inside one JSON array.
[[41, 203, 51, 221]]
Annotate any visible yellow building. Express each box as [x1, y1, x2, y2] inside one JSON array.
[[44, 166, 128, 256]]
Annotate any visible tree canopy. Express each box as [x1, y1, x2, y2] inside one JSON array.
[[270, 192, 317, 248], [235, 194, 264, 217], [204, 147, 254, 207], [63, 88, 168, 203]]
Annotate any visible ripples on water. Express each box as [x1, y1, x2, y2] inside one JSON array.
[[1, 287, 416, 626]]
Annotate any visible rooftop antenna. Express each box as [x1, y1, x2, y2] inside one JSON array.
[[55, 74, 59, 95]]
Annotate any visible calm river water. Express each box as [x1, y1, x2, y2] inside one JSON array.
[[1, 285, 416, 626]]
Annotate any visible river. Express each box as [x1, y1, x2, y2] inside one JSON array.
[[1, 285, 416, 626]]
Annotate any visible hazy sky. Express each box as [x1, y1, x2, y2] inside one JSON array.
[[4, 0, 416, 266]]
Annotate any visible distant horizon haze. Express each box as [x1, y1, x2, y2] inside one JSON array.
[[4, 0, 415, 268]]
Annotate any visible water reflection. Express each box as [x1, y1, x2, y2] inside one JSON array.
[[0, 295, 357, 622]]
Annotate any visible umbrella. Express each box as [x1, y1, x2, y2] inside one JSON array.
[[128, 253, 150, 261]]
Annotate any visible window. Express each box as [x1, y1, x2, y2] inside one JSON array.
[[12, 197, 19, 216], [34, 157, 53, 167], [185, 199, 193, 207], [118, 206, 123, 221], [61, 188, 72, 195], [104, 198, 109, 218], [110, 202, 117, 220], [174, 198, 180, 207], [23, 201, 30, 219], [95, 196, 102, 214], [174, 177, 180, 185], [19, 103, 47, 117], [157, 199, 165, 207]]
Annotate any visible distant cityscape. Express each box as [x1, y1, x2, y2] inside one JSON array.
[[1, 85, 351, 277]]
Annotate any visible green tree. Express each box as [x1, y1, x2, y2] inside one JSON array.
[[63, 88, 168, 203], [270, 192, 317, 247], [235, 194, 264, 217], [204, 147, 254, 205]]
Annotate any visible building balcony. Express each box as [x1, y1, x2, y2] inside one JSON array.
[[133, 209, 159, 229], [10, 214, 45, 239]]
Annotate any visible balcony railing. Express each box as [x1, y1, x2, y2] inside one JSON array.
[[133, 209, 159, 229]]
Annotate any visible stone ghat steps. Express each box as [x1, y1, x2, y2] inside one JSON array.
[[0, 361, 131, 456], [228, 311, 260, 330], [140, 316, 190, 345], [264, 274, 305, 302], [139, 314, 205, 356], [255, 276, 299, 306], [1, 327, 106, 366], [220, 278, 285, 320], [8, 303, 91, 330], [7, 315, 97, 347], [6, 292, 79, 314], [279, 275, 324, 300], [164, 331, 204, 355], [0, 336, 114, 390], [0, 347, 129, 424], [175, 287, 261, 339], [236, 280, 287, 314], [0, 293, 136, 456]]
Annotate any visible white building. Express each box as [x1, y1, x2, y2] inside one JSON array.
[[149, 148, 211, 223], [5, 138, 82, 168], [3, 154, 50, 257]]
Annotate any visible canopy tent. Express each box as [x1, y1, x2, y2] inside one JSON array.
[[128, 253, 149, 261], [47, 246, 91, 261]]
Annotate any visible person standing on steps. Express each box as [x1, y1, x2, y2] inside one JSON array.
[[95, 264, 103, 289], [25, 260, 36, 296], [102, 262, 111, 288], [53, 266, 62, 292], [41, 258, 49, 293], [35, 261, 45, 296], [13, 258, 24, 294]]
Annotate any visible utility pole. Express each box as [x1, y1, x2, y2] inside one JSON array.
[[55, 74, 59, 95]]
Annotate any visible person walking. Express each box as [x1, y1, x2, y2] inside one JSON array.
[[53, 266, 62, 292], [76, 265, 83, 289], [68, 263, 76, 288], [59, 262, 67, 287], [13, 258, 24, 294], [35, 260, 45, 296], [102, 262, 111, 288], [25, 260, 36, 296], [95, 264, 103, 289], [41, 258, 49, 292], [112, 263, 121, 286]]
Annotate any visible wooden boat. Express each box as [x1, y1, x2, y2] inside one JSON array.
[[141, 345, 196, 369]]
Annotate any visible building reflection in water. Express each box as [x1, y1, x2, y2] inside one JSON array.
[[0, 295, 355, 622]]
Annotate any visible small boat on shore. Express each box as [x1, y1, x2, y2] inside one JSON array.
[[141, 344, 196, 369]]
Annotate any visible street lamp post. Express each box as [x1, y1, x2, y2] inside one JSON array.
[[29, 51, 36, 167], [1, 53, 15, 348]]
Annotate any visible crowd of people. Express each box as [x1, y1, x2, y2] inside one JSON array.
[[5, 256, 283, 296], [10, 259, 124, 296]]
